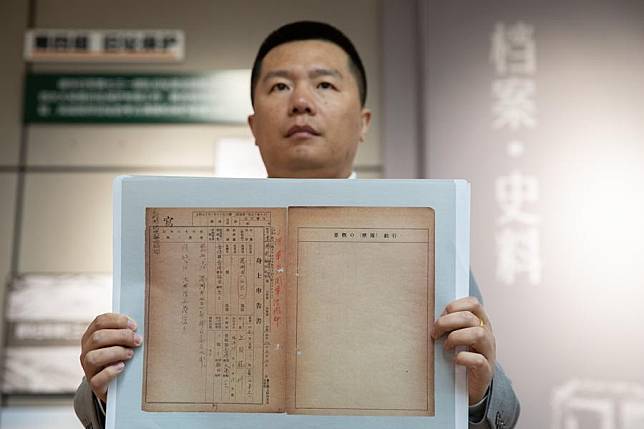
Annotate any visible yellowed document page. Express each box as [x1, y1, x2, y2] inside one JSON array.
[[143, 208, 287, 412], [285, 207, 435, 416]]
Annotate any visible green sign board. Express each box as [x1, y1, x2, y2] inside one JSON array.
[[24, 72, 251, 124]]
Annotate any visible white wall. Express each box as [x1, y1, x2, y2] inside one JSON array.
[[422, 1, 644, 428]]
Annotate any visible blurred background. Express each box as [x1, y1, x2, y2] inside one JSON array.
[[1, 0, 643, 428]]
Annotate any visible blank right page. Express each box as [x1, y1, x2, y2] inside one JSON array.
[[286, 207, 435, 416]]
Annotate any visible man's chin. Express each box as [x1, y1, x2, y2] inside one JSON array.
[[284, 146, 329, 169]]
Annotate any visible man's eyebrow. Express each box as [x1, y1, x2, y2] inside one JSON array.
[[261, 68, 343, 82], [309, 68, 343, 79], [262, 70, 291, 82]]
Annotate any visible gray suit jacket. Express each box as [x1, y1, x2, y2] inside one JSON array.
[[74, 272, 520, 429]]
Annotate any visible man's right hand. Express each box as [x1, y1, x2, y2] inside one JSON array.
[[80, 313, 142, 402]]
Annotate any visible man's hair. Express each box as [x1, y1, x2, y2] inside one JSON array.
[[250, 21, 367, 107]]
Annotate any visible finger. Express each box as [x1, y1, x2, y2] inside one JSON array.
[[455, 350, 494, 404], [89, 362, 125, 403], [444, 326, 494, 359], [432, 311, 482, 339], [82, 346, 134, 376], [441, 297, 489, 326], [454, 352, 494, 405], [83, 328, 143, 355], [454, 350, 493, 375], [82, 313, 136, 344]]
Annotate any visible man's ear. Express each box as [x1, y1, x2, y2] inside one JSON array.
[[247, 114, 258, 145], [359, 108, 372, 143]]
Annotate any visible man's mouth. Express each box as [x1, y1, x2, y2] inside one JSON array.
[[286, 125, 321, 138]]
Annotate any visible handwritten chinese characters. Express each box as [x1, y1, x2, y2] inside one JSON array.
[[143, 208, 286, 412]]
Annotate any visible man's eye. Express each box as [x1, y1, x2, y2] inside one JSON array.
[[271, 83, 289, 92], [318, 81, 335, 90]]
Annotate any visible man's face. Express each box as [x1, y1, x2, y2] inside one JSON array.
[[248, 40, 371, 178]]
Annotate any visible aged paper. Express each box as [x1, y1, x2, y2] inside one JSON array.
[[143, 206, 434, 416], [286, 207, 435, 416], [143, 208, 287, 412]]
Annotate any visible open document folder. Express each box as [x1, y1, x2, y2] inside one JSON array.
[[109, 177, 469, 429]]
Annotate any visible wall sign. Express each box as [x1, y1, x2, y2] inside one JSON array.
[[24, 29, 184, 63], [24, 72, 251, 124]]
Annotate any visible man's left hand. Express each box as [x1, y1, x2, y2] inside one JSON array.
[[431, 296, 496, 405]]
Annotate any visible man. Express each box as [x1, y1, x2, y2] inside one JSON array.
[[75, 21, 520, 429]]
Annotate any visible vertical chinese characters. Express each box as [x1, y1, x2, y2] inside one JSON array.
[[490, 21, 542, 285]]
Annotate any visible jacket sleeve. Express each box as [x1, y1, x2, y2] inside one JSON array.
[[468, 272, 521, 429], [74, 377, 106, 429]]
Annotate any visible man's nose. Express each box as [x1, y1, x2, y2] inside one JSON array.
[[289, 85, 316, 115]]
